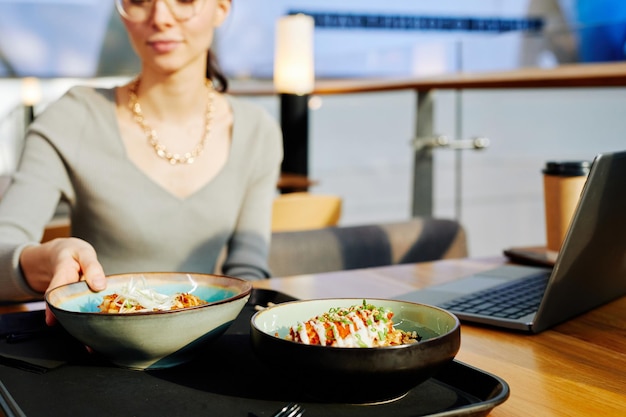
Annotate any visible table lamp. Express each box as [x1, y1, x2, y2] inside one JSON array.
[[274, 14, 315, 187], [21, 77, 41, 126]]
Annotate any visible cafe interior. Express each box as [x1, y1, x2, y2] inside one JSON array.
[[0, 1, 625, 416]]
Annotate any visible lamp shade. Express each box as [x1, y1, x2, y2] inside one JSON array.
[[21, 77, 42, 106], [274, 14, 315, 95]]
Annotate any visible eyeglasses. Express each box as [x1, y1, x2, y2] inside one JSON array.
[[115, 0, 207, 23]]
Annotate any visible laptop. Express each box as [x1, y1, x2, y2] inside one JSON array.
[[396, 150, 626, 333]]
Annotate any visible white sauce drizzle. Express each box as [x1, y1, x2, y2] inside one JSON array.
[[289, 302, 395, 347], [112, 275, 198, 312]]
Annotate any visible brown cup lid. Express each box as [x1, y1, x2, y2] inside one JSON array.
[[543, 160, 591, 177]]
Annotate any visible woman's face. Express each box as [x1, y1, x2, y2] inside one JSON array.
[[120, 0, 231, 76]]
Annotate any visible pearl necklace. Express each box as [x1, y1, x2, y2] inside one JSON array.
[[128, 78, 215, 165]]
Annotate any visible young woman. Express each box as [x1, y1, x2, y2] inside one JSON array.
[[0, 0, 283, 320]]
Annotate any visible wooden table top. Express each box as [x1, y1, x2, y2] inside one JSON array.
[[1, 256, 624, 416], [252, 257, 626, 417]]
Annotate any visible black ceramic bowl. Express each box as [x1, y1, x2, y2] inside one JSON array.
[[250, 298, 460, 404]]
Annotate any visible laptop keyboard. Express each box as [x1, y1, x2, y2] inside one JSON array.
[[440, 273, 550, 319]]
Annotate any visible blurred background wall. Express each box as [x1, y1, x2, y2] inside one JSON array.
[[1, 0, 625, 256]]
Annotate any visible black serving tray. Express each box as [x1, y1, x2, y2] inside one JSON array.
[[0, 289, 509, 417]]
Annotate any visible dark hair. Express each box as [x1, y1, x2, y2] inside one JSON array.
[[206, 49, 228, 92]]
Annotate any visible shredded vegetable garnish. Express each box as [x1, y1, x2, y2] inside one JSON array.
[[97, 275, 207, 313], [285, 300, 421, 347]]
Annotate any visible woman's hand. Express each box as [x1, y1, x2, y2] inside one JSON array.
[[20, 238, 107, 325]]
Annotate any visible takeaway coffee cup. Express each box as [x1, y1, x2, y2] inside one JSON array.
[[542, 160, 590, 252]]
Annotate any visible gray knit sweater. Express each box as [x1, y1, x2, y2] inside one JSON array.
[[0, 86, 283, 301]]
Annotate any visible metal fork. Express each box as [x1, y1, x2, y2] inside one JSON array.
[[271, 402, 305, 417]]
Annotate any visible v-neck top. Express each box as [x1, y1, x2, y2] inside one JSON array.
[[0, 85, 283, 300]]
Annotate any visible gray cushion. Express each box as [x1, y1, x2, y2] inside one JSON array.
[[268, 218, 467, 277]]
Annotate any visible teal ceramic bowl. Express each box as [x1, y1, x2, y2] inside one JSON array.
[[46, 272, 251, 370], [250, 298, 460, 404]]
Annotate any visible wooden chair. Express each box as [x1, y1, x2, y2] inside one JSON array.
[[271, 192, 342, 232], [41, 217, 71, 243]]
